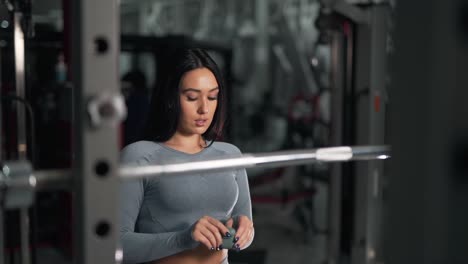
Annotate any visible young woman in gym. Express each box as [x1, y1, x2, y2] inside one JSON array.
[[119, 48, 254, 264]]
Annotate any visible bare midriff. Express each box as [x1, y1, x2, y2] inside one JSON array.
[[150, 245, 228, 264]]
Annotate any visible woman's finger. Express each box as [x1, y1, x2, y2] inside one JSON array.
[[238, 228, 254, 249], [207, 217, 232, 239], [234, 216, 250, 243], [198, 217, 222, 247], [199, 236, 214, 250], [235, 231, 247, 249], [194, 220, 218, 249], [204, 221, 224, 248], [233, 216, 253, 250], [192, 228, 215, 250], [201, 226, 218, 249]]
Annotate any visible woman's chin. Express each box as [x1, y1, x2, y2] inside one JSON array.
[[191, 127, 209, 135], [180, 129, 208, 137]]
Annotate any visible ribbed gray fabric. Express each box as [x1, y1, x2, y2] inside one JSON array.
[[119, 141, 253, 264]]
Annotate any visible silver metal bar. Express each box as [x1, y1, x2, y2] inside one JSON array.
[[14, 13, 27, 160], [120, 145, 389, 179], [0, 169, 71, 190], [34, 170, 72, 190], [0, 146, 390, 190], [14, 11, 30, 264]]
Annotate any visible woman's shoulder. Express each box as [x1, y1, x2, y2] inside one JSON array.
[[120, 140, 162, 163], [210, 141, 243, 155], [121, 140, 161, 153]]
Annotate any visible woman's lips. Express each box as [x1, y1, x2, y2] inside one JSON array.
[[195, 119, 207, 127]]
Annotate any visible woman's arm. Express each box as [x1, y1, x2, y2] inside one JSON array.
[[120, 179, 198, 264], [120, 143, 199, 263], [230, 168, 255, 249]]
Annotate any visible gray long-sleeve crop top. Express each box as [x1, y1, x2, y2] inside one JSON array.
[[119, 141, 253, 264]]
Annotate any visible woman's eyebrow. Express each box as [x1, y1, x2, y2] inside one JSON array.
[[182, 87, 219, 93]]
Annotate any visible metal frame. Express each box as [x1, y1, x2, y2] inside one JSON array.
[[323, 2, 391, 264], [351, 5, 389, 264], [71, 0, 120, 263], [328, 30, 347, 264], [13, 9, 30, 264]]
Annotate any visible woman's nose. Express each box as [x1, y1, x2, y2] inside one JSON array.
[[198, 99, 209, 114]]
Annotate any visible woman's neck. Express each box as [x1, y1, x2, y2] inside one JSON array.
[[163, 133, 206, 154]]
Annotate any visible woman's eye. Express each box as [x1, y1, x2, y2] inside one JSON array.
[[208, 96, 218, 101], [187, 96, 197, 101]]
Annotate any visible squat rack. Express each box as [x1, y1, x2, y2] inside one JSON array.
[[0, 0, 391, 264]]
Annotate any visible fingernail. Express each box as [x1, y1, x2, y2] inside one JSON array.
[[216, 247, 220, 251], [219, 245, 223, 250], [233, 237, 239, 242], [236, 243, 240, 248], [225, 232, 231, 237], [210, 247, 215, 251], [236, 247, 241, 252]]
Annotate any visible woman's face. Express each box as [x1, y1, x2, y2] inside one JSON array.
[[177, 67, 219, 136]]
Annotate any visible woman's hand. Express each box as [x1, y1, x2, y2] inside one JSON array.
[[226, 215, 254, 251], [191, 216, 232, 251]]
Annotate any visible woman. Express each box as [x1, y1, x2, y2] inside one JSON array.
[[120, 48, 254, 264]]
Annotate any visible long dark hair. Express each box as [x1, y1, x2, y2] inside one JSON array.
[[143, 48, 226, 143]]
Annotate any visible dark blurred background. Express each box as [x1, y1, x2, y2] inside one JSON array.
[[1, 0, 467, 264]]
